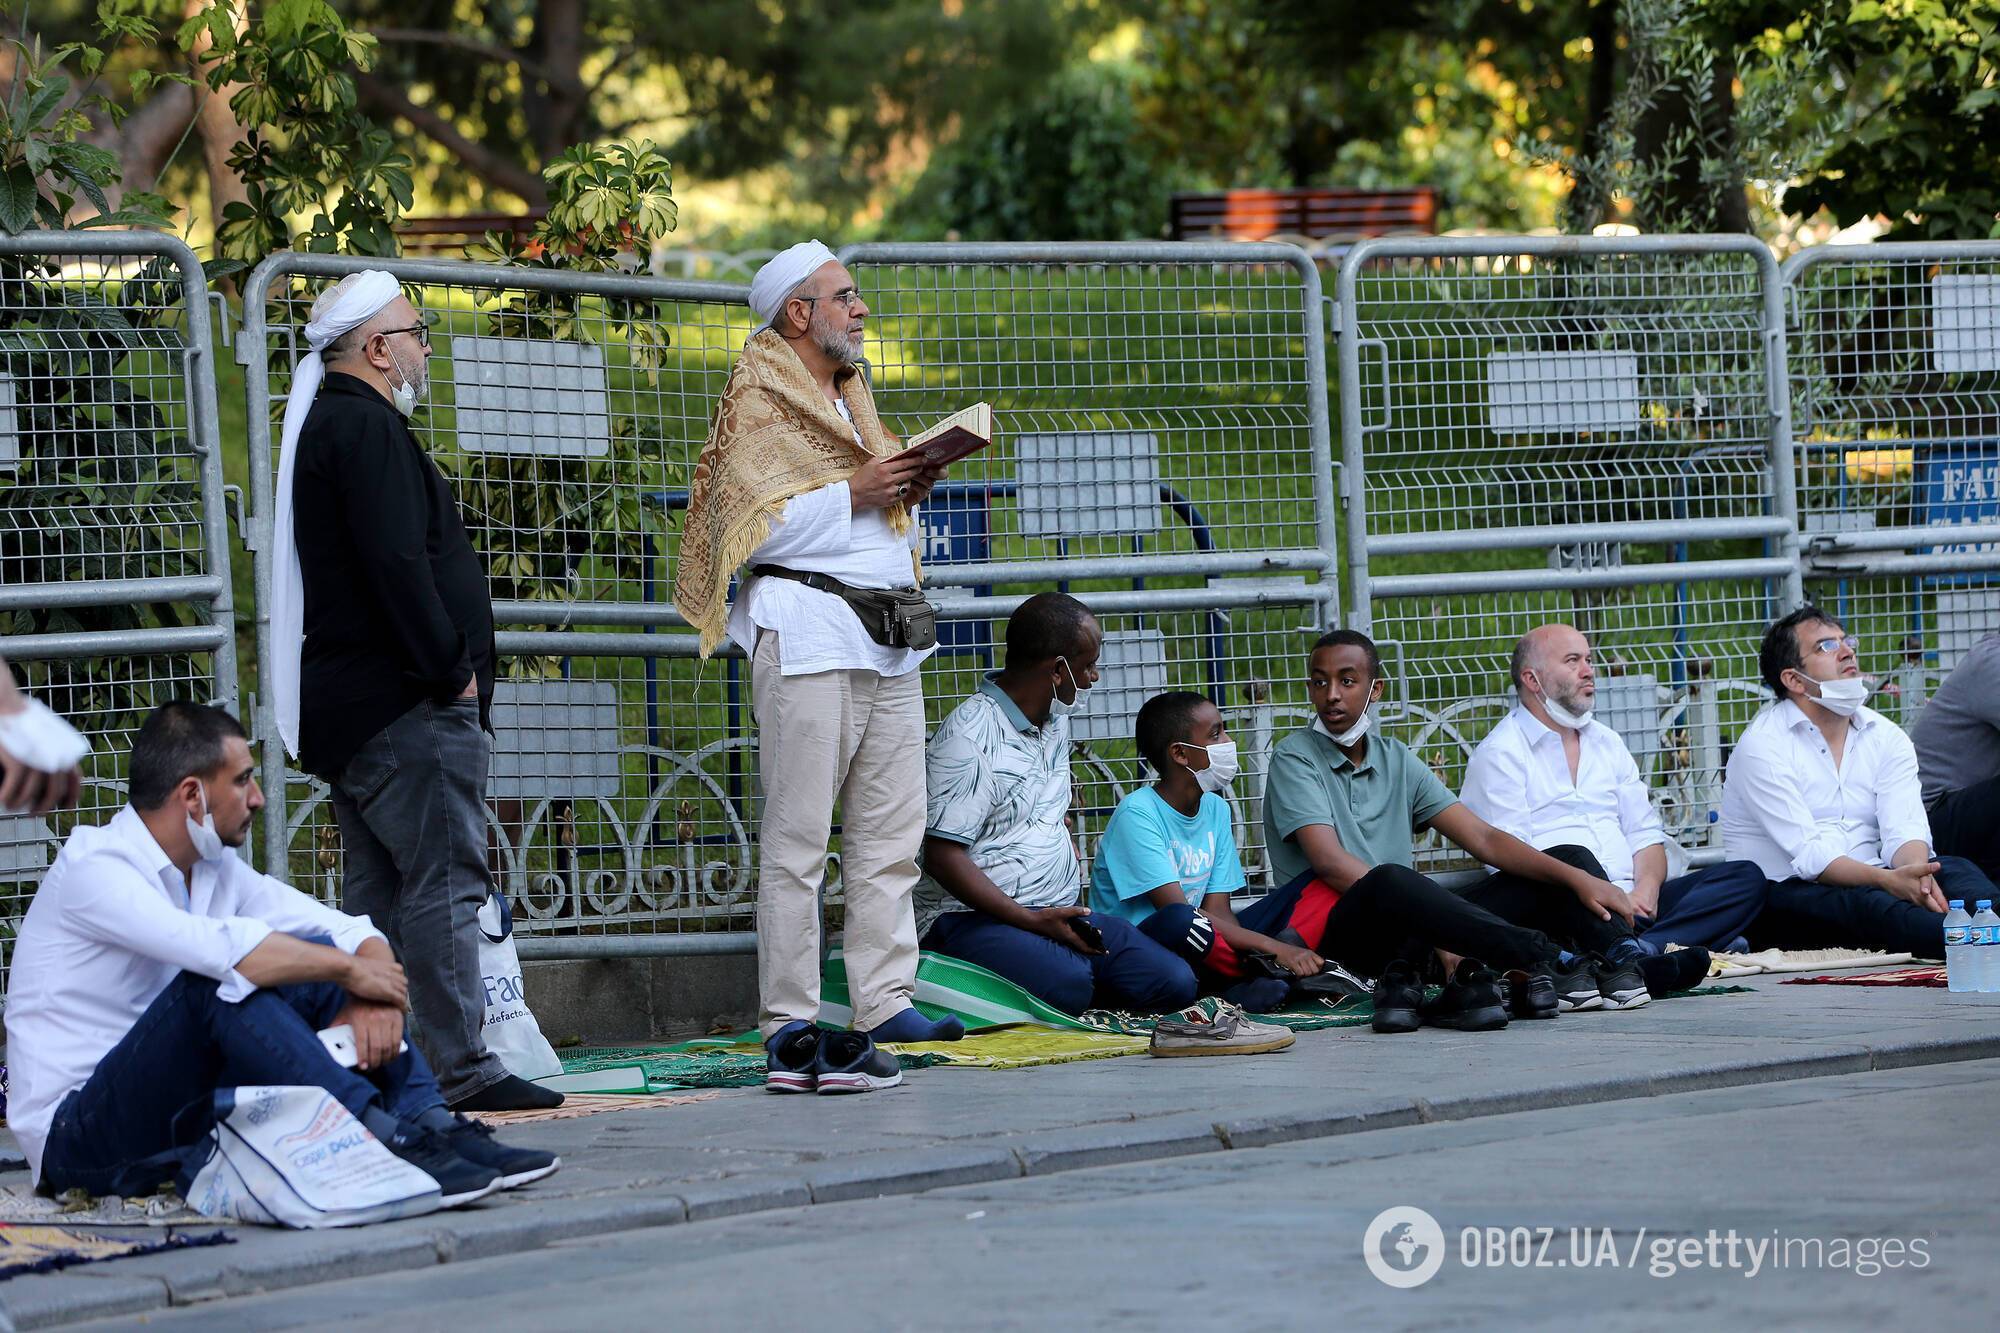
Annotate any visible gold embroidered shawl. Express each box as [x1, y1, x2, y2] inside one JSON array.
[[674, 328, 916, 656]]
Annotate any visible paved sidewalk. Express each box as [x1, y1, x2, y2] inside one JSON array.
[[5, 971, 1997, 1328]]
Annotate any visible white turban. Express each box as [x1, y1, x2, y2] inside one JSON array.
[[269, 269, 404, 759], [747, 239, 837, 337]]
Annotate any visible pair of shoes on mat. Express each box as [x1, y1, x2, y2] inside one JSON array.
[[1550, 954, 1651, 1011], [1372, 959, 1512, 1033], [765, 1023, 903, 1094], [1149, 1002, 1295, 1057]]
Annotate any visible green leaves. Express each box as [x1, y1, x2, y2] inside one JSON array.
[[0, 166, 40, 235]]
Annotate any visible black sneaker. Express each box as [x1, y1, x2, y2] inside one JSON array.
[[1550, 955, 1605, 1011], [382, 1125, 503, 1208], [766, 1022, 823, 1094], [445, 1116, 561, 1189], [813, 1030, 903, 1094], [1370, 959, 1424, 1034], [1505, 967, 1559, 1020], [1421, 959, 1510, 1031], [1596, 954, 1651, 1010], [1639, 947, 1711, 997]]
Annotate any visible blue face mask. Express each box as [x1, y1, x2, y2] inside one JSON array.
[[1048, 657, 1092, 719]]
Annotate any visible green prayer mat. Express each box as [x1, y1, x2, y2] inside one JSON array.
[[557, 956, 1756, 1089]]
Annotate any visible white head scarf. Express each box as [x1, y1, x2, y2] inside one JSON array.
[[747, 240, 837, 338], [269, 270, 404, 759]]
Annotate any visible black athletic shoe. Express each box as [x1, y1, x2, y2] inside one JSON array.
[[450, 1073, 564, 1113], [1421, 959, 1510, 1031], [1505, 967, 1560, 1020], [1596, 954, 1651, 1010], [1550, 955, 1605, 1011], [445, 1116, 561, 1189], [1639, 947, 1711, 997], [766, 1022, 823, 1094], [382, 1125, 502, 1208], [1370, 959, 1424, 1033], [813, 1030, 904, 1094]]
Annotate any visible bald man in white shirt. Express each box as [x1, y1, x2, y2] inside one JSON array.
[[1463, 624, 1768, 954], [1722, 607, 1999, 956]]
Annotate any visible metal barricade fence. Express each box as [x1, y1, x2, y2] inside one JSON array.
[[1784, 241, 2000, 719], [0, 232, 238, 996], [243, 244, 1339, 956], [1336, 235, 1803, 870]]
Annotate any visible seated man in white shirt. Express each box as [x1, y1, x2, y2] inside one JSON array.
[[4, 703, 555, 1204], [1463, 624, 1768, 955], [1721, 607, 1999, 956]]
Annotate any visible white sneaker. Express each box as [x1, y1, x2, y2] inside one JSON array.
[[1149, 1002, 1296, 1057]]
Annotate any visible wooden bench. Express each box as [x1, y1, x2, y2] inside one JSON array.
[[395, 211, 547, 256], [1169, 187, 1438, 242]]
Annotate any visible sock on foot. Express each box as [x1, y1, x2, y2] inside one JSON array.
[[1557, 949, 1579, 966], [414, 1105, 456, 1132], [360, 1105, 405, 1143], [1603, 937, 1647, 965], [1220, 976, 1291, 1012], [450, 1073, 564, 1113], [866, 1008, 966, 1044]]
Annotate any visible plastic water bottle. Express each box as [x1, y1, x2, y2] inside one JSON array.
[[1945, 900, 1972, 992], [1972, 901, 2000, 993]]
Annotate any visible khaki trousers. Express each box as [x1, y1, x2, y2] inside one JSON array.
[[751, 630, 924, 1036]]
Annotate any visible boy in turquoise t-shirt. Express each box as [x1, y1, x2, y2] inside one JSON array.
[[1092, 691, 1336, 1009]]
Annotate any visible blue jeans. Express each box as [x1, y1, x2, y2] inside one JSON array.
[[330, 696, 508, 1102], [1747, 855, 1997, 957], [38, 969, 445, 1198], [922, 910, 1199, 1016], [1635, 860, 1769, 951]]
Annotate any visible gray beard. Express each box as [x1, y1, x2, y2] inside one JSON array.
[[811, 316, 861, 366]]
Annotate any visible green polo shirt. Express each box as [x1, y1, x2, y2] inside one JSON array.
[[1262, 725, 1459, 885]]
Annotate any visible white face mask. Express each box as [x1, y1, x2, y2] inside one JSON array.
[[1314, 709, 1372, 748], [186, 786, 227, 862], [1540, 691, 1593, 731], [1048, 657, 1092, 719], [1802, 672, 1869, 717], [1179, 739, 1240, 795], [385, 342, 426, 418]]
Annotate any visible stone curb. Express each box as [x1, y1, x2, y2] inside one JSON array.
[[7, 1032, 1996, 1329]]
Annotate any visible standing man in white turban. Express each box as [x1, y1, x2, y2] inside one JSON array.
[[675, 241, 960, 1094], [274, 272, 558, 1113]]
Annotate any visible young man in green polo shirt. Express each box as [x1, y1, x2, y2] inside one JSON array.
[[1260, 631, 1708, 1031]]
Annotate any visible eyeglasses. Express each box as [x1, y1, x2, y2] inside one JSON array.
[[377, 323, 431, 349], [1809, 634, 1859, 655], [799, 288, 864, 312]]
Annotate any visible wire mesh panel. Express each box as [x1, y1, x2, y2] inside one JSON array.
[[1333, 237, 1800, 870], [840, 241, 1339, 585], [0, 233, 236, 997], [1786, 242, 2000, 706]]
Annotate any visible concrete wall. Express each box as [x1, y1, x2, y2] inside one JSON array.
[[524, 953, 760, 1046]]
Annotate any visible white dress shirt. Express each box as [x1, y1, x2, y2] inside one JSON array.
[[1720, 700, 1934, 883], [3, 806, 386, 1182], [723, 402, 933, 677], [1461, 703, 1666, 891]]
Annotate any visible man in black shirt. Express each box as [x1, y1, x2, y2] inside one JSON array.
[[285, 274, 555, 1113]]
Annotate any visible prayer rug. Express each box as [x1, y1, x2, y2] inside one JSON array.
[[1780, 966, 1947, 987], [0, 1224, 231, 1279]]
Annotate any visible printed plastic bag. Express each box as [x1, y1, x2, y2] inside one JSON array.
[[477, 890, 563, 1080], [185, 1086, 441, 1229]]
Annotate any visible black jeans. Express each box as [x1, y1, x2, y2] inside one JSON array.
[[1459, 843, 1637, 960], [1317, 863, 1567, 977], [329, 696, 507, 1103], [1747, 855, 1998, 958], [1928, 775, 2000, 888]]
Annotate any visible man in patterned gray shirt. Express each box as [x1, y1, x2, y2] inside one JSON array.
[[918, 594, 1199, 1016]]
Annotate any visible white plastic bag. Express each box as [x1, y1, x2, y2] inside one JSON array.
[[185, 1086, 442, 1229], [477, 890, 562, 1080]]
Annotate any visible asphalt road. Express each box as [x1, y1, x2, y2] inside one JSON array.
[[76, 1056, 1989, 1331]]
